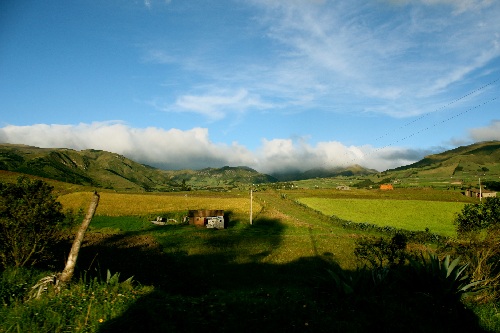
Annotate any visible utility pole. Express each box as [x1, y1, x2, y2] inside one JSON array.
[[250, 185, 253, 225], [479, 178, 482, 202]]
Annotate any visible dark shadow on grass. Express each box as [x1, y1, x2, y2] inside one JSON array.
[[72, 218, 488, 333]]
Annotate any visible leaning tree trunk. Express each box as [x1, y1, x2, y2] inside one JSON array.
[[57, 191, 100, 288]]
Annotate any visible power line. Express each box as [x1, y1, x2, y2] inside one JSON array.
[[373, 77, 499, 143], [375, 96, 498, 152], [336, 83, 499, 168]]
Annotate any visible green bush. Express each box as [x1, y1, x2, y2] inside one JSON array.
[[0, 177, 66, 267], [446, 197, 500, 301], [0, 267, 46, 306], [455, 197, 500, 235], [354, 233, 408, 269]]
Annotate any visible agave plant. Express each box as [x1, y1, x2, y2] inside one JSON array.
[[326, 267, 379, 297], [409, 253, 483, 299]]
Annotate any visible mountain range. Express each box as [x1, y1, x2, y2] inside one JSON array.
[[0, 141, 499, 191], [0, 144, 279, 191]]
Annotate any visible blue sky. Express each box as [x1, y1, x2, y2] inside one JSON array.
[[1, 0, 499, 173]]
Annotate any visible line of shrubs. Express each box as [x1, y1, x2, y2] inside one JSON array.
[[333, 216, 446, 244]]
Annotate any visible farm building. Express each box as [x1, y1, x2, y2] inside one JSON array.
[[380, 184, 394, 190], [465, 188, 497, 198], [336, 185, 350, 190], [188, 210, 226, 229]]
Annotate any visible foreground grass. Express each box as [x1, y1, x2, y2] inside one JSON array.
[[0, 267, 153, 333], [2, 189, 499, 332]]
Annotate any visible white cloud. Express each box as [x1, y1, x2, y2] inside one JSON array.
[[468, 120, 500, 141], [255, 138, 429, 173], [0, 122, 254, 170], [0, 122, 428, 173], [169, 88, 271, 120]]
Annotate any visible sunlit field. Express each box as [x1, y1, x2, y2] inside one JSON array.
[[58, 191, 259, 216], [297, 197, 465, 236], [2, 189, 499, 332]]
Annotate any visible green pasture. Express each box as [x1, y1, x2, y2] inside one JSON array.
[[2, 190, 500, 332], [297, 198, 465, 237]]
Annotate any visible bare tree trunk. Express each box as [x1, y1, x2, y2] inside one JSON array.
[[57, 191, 100, 288]]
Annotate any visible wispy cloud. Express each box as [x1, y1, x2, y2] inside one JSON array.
[[142, 49, 176, 64], [144, 0, 172, 9], [155, 88, 272, 120], [0, 122, 429, 172], [255, 0, 500, 103], [158, 0, 499, 119]]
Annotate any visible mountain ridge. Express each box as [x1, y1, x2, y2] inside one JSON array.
[[1, 141, 499, 191], [0, 144, 278, 191]]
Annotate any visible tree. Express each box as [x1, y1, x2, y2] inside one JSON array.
[[455, 197, 500, 235], [58, 191, 99, 287], [0, 176, 66, 267]]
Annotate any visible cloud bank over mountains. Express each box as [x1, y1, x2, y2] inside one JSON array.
[[1, 121, 498, 173]]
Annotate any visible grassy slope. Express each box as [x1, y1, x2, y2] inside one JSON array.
[[385, 141, 500, 186], [66, 190, 494, 331], [0, 144, 278, 192], [2, 188, 499, 332]]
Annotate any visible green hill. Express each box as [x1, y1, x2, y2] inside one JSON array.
[[0, 144, 277, 192], [381, 141, 500, 188], [271, 164, 378, 181], [1, 141, 499, 192], [388, 141, 500, 176]]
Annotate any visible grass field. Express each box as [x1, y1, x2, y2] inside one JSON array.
[[2, 188, 499, 332], [297, 198, 465, 236], [58, 191, 260, 217]]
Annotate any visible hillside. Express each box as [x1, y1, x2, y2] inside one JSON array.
[[1, 141, 499, 192], [387, 141, 500, 176], [0, 144, 277, 191], [271, 164, 378, 181], [381, 141, 500, 188], [160, 166, 278, 191]]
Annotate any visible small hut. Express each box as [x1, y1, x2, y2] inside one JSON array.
[[188, 210, 226, 229], [380, 184, 394, 190]]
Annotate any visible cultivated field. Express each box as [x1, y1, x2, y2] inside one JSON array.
[[2, 187, 499, 332], [297, 198, 465, 236], [58, 191, 260, 217]]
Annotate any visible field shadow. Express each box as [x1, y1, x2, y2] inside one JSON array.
[[72, 219, 487, 332]]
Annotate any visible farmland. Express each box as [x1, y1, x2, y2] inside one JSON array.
[[2, 186, 499, 332], [296, 198, 465, 236], [58, 191, 259, 217]]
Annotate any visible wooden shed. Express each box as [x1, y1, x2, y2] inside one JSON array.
[[188, 210, 226, 229]]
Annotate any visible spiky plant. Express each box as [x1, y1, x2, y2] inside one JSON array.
[[409, 253, 483, 300]]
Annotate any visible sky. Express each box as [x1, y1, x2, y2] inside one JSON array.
[[0, 0, 499, 174]]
